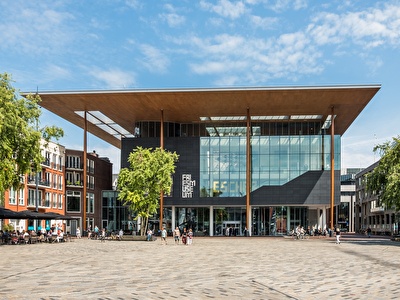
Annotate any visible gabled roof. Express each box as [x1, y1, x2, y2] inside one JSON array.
[[32, 85, 381, 148]]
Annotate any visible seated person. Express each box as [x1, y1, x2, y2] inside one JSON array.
[[2, 230, 10, 244], [38, 233, 45, 243], [56, 230, 64, 242]]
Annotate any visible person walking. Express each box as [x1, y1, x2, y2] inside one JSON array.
[[173, 227, 180, 245], [161, 227, 167, 245], [187, 228, 193, 245], [335, 227, 341, 244], [146, 229, 153, 241], [76, 227, 81, 239], [367, 227, 372, 238], [181, 228, 187, 245]]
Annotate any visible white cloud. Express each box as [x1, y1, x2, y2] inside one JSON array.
[[125, 0, 142, 10], [0, 4, 75, 55], [249, 15, 278, 30], [200, 0, 247, 19], [308, 4, 400, 48], [138, 44, 170, 73], [159, 13, 186, 27], [190, 60, 248, 74], [89, 68, 136, 89], [43, 64, 72, 82], [266, 0, 307, 12], [186, 31, 322, 83]]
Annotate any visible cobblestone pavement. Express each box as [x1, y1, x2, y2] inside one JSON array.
[[0, 234, 399, 300]]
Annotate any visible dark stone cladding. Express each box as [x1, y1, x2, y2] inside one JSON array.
[[121, 137, 340, 207], [251, 170, 341, 206]]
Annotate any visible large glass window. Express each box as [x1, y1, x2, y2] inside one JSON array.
[[200, 136, 246, 197], [200, 134, 341, 196], [67, 191, 81, 212]]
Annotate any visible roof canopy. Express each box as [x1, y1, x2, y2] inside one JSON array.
[[34, 85, 381, 148]]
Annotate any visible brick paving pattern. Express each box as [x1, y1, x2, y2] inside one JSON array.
[[0, 234, 399, 299]]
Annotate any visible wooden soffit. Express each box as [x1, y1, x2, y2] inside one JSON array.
[[32, 85, 380, 149]]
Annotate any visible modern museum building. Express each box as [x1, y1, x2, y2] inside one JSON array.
[[37, 85, 380, 236]]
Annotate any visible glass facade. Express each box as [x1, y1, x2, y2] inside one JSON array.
[[121, 120, 342, 236], [200, 135, 340, 197], [102, 191, 134, 232]]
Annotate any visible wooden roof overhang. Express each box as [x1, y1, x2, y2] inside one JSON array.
[[32, 85, 381, 149]]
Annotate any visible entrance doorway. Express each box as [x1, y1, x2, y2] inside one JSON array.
[[222, 221, 241, 236]]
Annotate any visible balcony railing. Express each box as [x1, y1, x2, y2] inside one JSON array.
[[371, 207, 385, 213], [27, 178, 50, 187], [65, 163, 84, 170], [66, 180, 84, 187]]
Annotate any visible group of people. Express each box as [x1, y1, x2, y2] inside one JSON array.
[[86, 225, 123, 241], [172, 227, 193, 245], [1, 229, 34, 244], [146, 227, 194, 245], [0, 227, 66, 244]]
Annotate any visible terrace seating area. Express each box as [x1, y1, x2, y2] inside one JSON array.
[[0, 229, 72, 245]]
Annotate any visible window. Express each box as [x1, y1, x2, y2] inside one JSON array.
[[28, 189, 42, 207], [8, 188, 16, 205], [58, 194, 63, 209], [58, 155, 63, 170], [53, 174, 57, 189], [52, 153, 57, 169], [58, 175, 63, 190], [67, 155, 81, 169], [67, 191, 81, 212], [66, 172, 81, 186], [87, 193, 94, 214], [87, 175, 95, 189], [87, 159, 95, 174], [18, 189, 24, 205], [53, 193, 57, 208], [44, 151, 50, 166], [44, 192, 51, 207]]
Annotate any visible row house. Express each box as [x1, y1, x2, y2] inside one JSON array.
[[4, 139, 66, 232], [3, 140, 113, 236], [65, 149, 113, 235], [355, 161, 397, 235]]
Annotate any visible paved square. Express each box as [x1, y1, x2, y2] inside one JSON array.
[[0, 235, 399, 299]]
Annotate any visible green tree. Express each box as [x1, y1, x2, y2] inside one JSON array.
[[366, 136, 400, 211], [117, 146, 179, 235], [0, 73, 64, 199]]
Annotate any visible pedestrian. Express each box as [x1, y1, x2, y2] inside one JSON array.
[[161, 227, 167, 245], [335, 227, 341, 244], [118, 229, 124, 240], [76, 227, 81, 239], [173, 227, 180, 245], [187, 228, 193, 245], [147, 228, 153, 241], [367, 227, 372, 238], [181, 227, 187, 245]]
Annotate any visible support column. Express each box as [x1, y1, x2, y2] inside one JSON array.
[[160, 110, 164, 229], [171, 206, 176, 230], [83, 111, 87, 230], [209, 206, 214, 236], [330, 106, 335, 230], [246, 108, 251, 232]]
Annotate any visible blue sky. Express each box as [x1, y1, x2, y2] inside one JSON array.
[[1, 0, 400, 173]]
